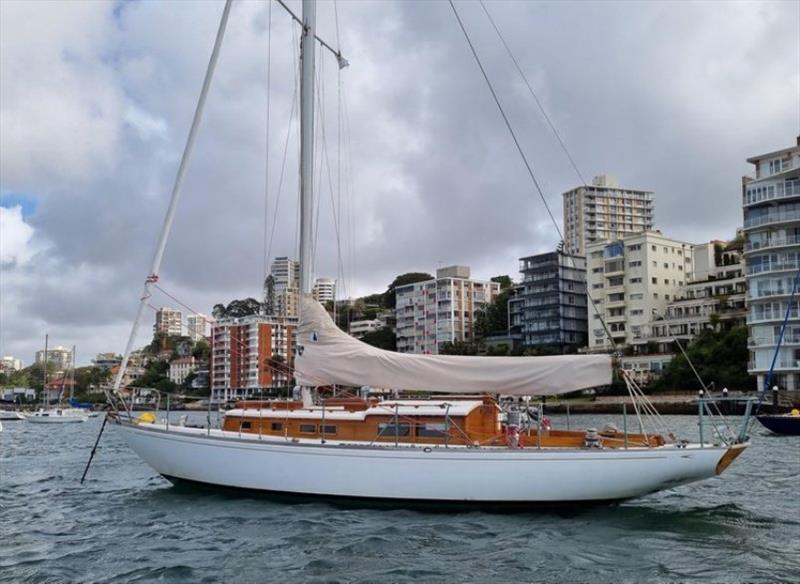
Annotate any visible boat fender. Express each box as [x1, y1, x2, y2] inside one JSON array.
[[791, 409, 799, 417], [423, 447, 432, 453], [602, 423, 619, 434], [584, 428, 602, 449], [136, 412, 157, 425]]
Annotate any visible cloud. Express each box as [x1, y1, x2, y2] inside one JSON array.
[[0, 205, 35, 265], [0, 0, 798, 364]]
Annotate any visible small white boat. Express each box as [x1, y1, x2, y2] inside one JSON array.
[[26, 408, 89, 424], [0, 410, 26, 421]]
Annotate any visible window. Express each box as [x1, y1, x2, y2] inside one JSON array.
[[630, 277, 642, 284], [592, 283, 604, 290], [240, 421, 252, 430], [653, 293, 659, 299], [664, 279, 669, 285], [663, 247, 668, 253], [628, 244, 642, 251], [631, 309, 644, 316], [592, 267, 604, 274], [651, 245, 656, 251], [665, 294, 670, 300], [663, 262, 669, 268], [271, 422, 283, 431], [416, 423, 449, 438], [300, 424, 316, 433], [629, 260, 642, 267], [651, 277, 658, 284], [379, 423, 411, 436], [630, 293, 644, 300], [652, 261, 657, 267], [321, 425, 337, 434]]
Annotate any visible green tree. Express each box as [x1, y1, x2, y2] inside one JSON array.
[[360, 327, 396, 351], [439, 340, 479, 355], [192, 339, 211, 362], [491, 275, 513, 290], [650, 325, 754, 391], [383, 272, 434, 309]]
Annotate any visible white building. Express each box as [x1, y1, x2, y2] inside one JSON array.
[[169, 357, 197, 385], [35, 346, 73, 371], [563, 175, 655, 257], [92, 353, 122, 371], [0, 356, 23, 371], [187, 314, 210, 341], [743, 137, 800, 391], [154, 307, 183, 336], [395, 266, 500, 354], [210, 314, 296, 404], [645, 240, 746, 352], [269, 256, 301, 317], [312, 278, 336, 304], [349, 319, 383, 339], [586, 231, 692, 351]]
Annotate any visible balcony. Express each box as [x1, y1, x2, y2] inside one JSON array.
[[744, 234, 800, 253], [743, 179, 800, 207], [747, 259, 800, 275], [744, 208, 800, 229]]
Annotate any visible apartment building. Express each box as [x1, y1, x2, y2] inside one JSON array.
[[187, 314, 210, 341], [643, 240, 746, 352], [154, 307, 183, 336], [586, 231, 692, 351], [34, 346, 73, 371], [269, 256, 301, 317], [395, 266, 499, 354], [169, 357, 197, 385], [312, 278, 336, 304], [0, 356, 23, 371], [517, 248, 588, 350], [209, 315, 296, 404], [563, 175, 655, 257], [743, 136, 800, 391], [349, 319, 383, 338]]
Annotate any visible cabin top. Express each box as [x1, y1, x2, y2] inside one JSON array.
[[226, 399, 491, 422]]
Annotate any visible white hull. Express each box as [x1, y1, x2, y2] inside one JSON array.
[[117, 421, 741, 503], [0, 411, 26, 421], [27, 409, 89, 423]]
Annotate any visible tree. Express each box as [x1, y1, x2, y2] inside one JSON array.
[[491, 275, 513, 290], [192, 339, 211, 362], [474, 283, 514, 340], [360, 327, 396, 351], [383, 272, 434, 308], [650, 325, 754, 392], [439, 340, 479, 355]]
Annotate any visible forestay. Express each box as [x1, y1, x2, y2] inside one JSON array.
[[295, 296, 612, 395]]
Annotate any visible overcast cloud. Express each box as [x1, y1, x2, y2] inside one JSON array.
[[1, 0, 798, 365]]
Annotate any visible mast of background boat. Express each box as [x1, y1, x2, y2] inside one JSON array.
[[109, 0, 233, 415], [298, 0, 316, 297], [761, 268, 800, 400], [70, 345, 76, 401], [42, 333, 48, 409]]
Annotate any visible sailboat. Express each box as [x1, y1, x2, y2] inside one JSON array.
[[28, 341, 88, 424], [104, 0, 750, 504]]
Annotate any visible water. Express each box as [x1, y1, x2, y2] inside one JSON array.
[[1, 414, 798, 583]]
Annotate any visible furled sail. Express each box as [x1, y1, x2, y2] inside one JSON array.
[[295, 296, 612, 395]]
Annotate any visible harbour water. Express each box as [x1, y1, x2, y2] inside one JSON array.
[[1, 413, 797, 583]]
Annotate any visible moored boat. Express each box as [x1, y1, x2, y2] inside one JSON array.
[[756, 410, 800, 435]]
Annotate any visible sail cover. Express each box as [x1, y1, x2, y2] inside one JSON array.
[[295, 297, 612, 396]]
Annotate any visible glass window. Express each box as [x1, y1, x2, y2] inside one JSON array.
[[300, 424, 316, 433], [416, 423, 449, 438], [379, 423, 411, 436], [321, 425, 337, 434], [271, 422, 283, 431], [241, 421, 252, 430]]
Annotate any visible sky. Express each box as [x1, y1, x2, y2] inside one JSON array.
[[1, 0, 799, 366]]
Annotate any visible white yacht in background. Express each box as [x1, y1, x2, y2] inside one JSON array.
[[0, 410, 27, 421], [27, 341, 88, 424]]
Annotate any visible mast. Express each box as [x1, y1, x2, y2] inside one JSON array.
[[298, 0, 316, 295], [70, 345, 76, 401], [42, 333, 48, 408]]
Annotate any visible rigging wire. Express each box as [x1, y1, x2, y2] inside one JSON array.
[[478, 0, 586, 187], [262, 0, 273, 285], [447, 0, 616, 349]]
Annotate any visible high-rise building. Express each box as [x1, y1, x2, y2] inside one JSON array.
[[312, 278, 336, 304], [187, 314, 210, 341], [585, 231, 692, 351], [395, 266, 500, 354], [563, 175, 655, 257], [517, 247, 588, 350], [35, 346, 73, 370], [743, 136, 800, 391], [154, 307, 183, 336], [209, 315, 296, 404], [269, 256, 300, 317], [0, 356, 23, 371]]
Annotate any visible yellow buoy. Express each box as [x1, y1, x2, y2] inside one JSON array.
[[136, 412, 157, 424], [790, 409, 800, 417]]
